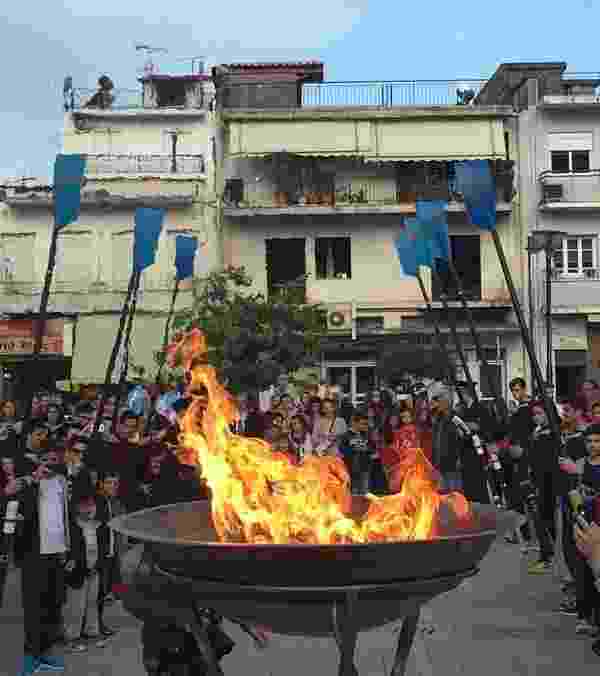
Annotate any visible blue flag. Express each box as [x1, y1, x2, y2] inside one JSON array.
[[133, 208, 165, 272], [416, 200, 450, 263], [175, 235, 198, 280], [454, 160, 497, 231], [53, 154, 86, 228], [394, 217, 431, 277]]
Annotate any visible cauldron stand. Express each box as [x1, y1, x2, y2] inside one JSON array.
[[152, 564, 478, 676]]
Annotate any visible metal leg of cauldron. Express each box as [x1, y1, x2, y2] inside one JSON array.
[[390, 608, 421, 676], [189, 606, 223, 676], [332, 591, 360, 676]]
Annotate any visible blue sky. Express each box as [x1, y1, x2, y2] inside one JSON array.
[[1, 0, 599, 180]]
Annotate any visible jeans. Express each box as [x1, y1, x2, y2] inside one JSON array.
[[64, 572, 100, 639]]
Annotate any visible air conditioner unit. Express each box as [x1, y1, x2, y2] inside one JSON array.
[[327, 306, 352, 331], [543, 184, 563, 202]]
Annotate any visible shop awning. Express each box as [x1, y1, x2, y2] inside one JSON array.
[[70, 313, 166, 384], [227, 117, 506, 162]]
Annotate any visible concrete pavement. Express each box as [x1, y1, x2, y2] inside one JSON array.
[[1, 540, 599, 675]]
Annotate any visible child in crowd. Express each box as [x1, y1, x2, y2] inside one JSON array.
[[63, 493, 109, 653], [96, 468, 125, 634], [338, 411, 375, 496]]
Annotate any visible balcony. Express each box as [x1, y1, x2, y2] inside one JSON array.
[[4, 190, 194, 210], [551, 268, 600, 310], [539, 171, 600, 210], [85, 154, 205, 176], [219, 79, 488, 109], [223, 175, 513, 216]]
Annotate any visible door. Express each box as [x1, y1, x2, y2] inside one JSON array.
[[266, 238, 306, 302]]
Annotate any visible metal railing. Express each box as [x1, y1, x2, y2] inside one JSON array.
[[551, 268, 600, 281], [539, 170, 600, 204], [69, 88, 144, 110], [301, 80, 487, 107], [85, 153, 205, 175]]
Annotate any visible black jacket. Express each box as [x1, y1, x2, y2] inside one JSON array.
[[508, 401, 534, 450], [65, 516, 110, 589], [431, 414, 463, 474]]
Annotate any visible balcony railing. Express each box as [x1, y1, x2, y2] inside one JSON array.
[[551, 268, 600, 281], [85, 154, 205, 175], [69, 88, 144, 110], [225, 177, 512, 210], [539, 170, 600, 206], [301, 80, 488, 107]]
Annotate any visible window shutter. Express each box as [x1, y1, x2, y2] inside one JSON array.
[[548, 132, 592, 151]]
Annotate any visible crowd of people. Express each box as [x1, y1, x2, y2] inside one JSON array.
[[1, 374, 600, 674]]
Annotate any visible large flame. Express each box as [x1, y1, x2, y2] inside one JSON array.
[[171, 329, 473, 544]]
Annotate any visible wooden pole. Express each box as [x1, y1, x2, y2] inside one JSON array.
[[430, 266, 480, 407], [490, 229, 561, 448], [415, 272, 467, 408], [156, 278, 180, 386], [92, 270, 139, 438], [112, 273, 142, 430], [445, 258, 508, 421], [27, 224, 60, 419]]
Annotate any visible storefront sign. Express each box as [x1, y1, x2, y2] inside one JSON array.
[[0, 319, 64, 355]]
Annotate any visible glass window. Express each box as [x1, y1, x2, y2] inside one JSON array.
[[315, 237, 352, 280], [572, 151, 590, 173], [551, 151, 570, 173], [554, 236, 597, 276]]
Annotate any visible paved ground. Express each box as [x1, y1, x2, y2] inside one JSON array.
[[1, 539, 599, 676]]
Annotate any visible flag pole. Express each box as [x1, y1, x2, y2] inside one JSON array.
[[490, 229, 561, 447], [26, 223, 61, 420], [445, 257, 509, 422], [415, 271, 467, 408], [429, 266, 480, 406], [112, 272, 142, 431], [156, 277, 181, 385], [92, 270, 140, 438]]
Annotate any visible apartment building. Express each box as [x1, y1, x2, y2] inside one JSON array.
[[214, 62, 523, 404], [479, 62, 600, 399], [0, 67, 217, 399]]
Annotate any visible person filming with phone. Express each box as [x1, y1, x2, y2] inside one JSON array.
[[13, 447, 71, 675]]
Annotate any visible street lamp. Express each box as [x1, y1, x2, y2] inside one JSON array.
[[527, 229, 567, 392]]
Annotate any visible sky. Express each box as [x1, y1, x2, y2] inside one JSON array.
[[1, 0, 599, 181]]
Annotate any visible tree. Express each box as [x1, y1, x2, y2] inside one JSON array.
[[158, 266, 325, 394]]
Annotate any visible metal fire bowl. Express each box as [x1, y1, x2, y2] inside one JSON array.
[[110, 499, 515, 588]]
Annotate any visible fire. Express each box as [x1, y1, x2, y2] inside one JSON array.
[[170, 329, 473, 544]]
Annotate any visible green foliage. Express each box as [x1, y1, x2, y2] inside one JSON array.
[[165, 266, 325, 394]]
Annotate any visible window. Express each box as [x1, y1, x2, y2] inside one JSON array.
[[315, 237, 351, 280], [552, 236, 596, 276], [550, 150, 590, 173], [0, 234, 35, 282]]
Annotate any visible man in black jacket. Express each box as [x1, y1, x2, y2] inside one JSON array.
[[14, 448, 71, 675], [430, 386, 464, 492]]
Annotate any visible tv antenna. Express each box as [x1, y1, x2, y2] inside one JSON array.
[[135, 44, 168, 76]]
